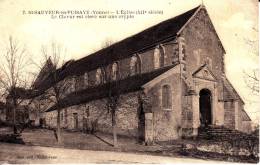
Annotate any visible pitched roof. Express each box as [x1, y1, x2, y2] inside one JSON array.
[[241, 109, 251, 121], [192, 64, 217, 81], [222, 76, 244, 104], [37, 5, 201, 92], [46, 65, 176, 112], [32, 57, 55, 89]]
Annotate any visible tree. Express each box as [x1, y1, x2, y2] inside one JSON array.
[[244, 69, 259, 95], [0, 36, 32, 134], [39, 41, 71, 144], [99, 38, 120, 147], [243, 28, 259, 96], [106, 77, 120, 147]]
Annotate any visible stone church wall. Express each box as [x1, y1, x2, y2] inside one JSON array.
[[146, 72, 182, 141], [182, 95, 194, 135], [138, 48, 156, 73], [180, 7, 233, 130], [45, 91, 142, 138], [180, 7, 225, 105], [224, 101, 235, 129], [240, 121, 252, 133], [180, 8, 225, 80]]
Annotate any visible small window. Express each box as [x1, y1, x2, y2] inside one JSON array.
[[84, 72, 88, 87], [154, 45, 165, 69], [154, 47, 160, 69], [162, 85, 172, 110], [130, 55, 141, 75], [96, 68, 102, 84], [111, 62, 118, 80], [96, 68, 105, 85]]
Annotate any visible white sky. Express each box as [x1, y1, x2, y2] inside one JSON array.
[[0, 0, 259, 123]]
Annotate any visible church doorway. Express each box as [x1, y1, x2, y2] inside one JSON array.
[[199, 89, 212, 127]]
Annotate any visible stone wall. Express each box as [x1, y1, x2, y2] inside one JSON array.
[[182, 95, 194, 135], [224, 101, 235, 129], [179, 7, 238, 130], [180, 8, 225, 80], [45, 91, 142, 138], [145, 68, 182, 141], [237, 101, 252, 133], [240, 121, 252, 134], [42, 38, 181, 142], [180, 7, 225, 101], [138, 48, 155, 73]]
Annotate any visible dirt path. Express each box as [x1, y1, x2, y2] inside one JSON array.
[[0, 142, 221, 164]]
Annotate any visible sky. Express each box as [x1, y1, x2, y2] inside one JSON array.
[[0, 0, 259, 122]]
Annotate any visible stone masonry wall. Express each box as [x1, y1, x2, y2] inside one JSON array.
[[224, 101, 235, 129], [179, 7, 236, 129], [146, 71, 182, 141], [45, 91, 142, 138], [180, 7, 225, 99]]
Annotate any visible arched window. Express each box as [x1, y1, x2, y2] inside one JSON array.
[[154, 45, 164, 69], [96, 68, 105, 85], [111, 62, 118, 80], [84, 72, 88, 87], [130, 55, 141, 75], [162, 85, 172, 110], [96, 68, 102, 85]]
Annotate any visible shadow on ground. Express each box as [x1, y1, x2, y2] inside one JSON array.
[[1, 127, 258, 163]]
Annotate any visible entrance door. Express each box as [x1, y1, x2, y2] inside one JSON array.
[[199, 89, 212, 127]]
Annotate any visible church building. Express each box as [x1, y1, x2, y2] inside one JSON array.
[[36, 5, 251, 143]]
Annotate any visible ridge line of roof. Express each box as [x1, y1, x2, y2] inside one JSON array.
[[34, 5, 202, 92], [75, 5, 202, 63], [177, 5, 202, 35], [69, 5, 201, 69], [222, 76, 245, 104]]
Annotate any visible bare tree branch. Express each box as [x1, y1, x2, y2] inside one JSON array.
[[0, 35, 34, 134]]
